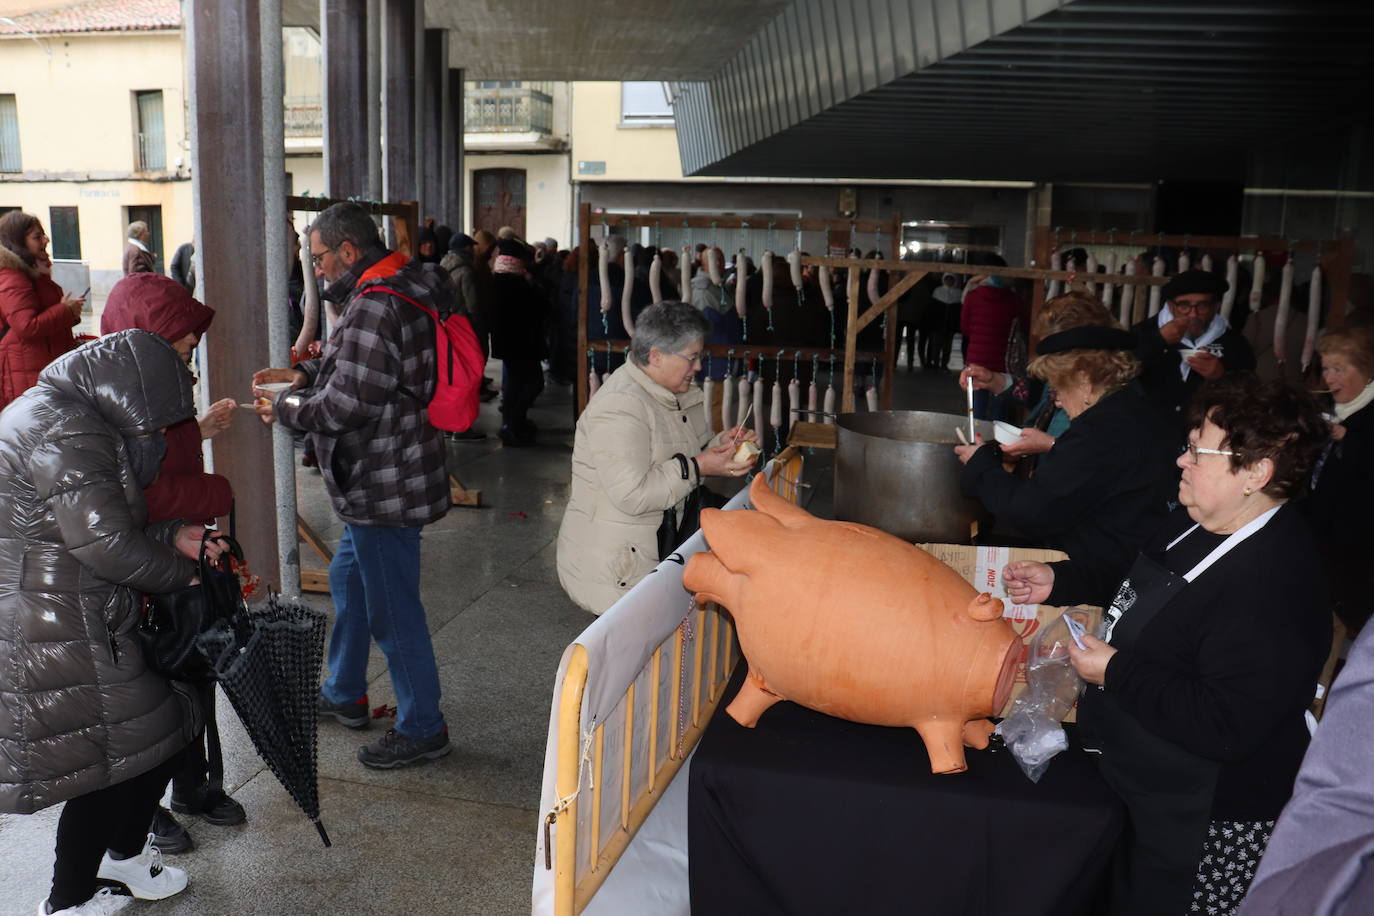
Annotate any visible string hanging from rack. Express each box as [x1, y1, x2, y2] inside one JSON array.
[[721, 348, 736, 437]]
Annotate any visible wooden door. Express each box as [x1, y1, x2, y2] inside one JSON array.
[[473, 168, 526, 239]]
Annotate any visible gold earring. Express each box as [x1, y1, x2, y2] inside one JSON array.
[[1243, 487, 1253, 496]]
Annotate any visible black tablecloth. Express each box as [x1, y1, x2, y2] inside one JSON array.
[[689, 666, 1124, 916]]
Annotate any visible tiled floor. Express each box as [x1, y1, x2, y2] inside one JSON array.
[[0, 349, 966, 916]]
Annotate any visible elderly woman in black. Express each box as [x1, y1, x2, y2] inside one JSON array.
[[955, 323, 1178, 605], [1003, 376, 1332, 916]]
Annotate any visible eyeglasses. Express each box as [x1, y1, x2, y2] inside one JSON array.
[[1181, 442, 1235, 463], [310, 247, 337, 267], [1171, 300, 1216, 316], [668, 350, 704, 366]]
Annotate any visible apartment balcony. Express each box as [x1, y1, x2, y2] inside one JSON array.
[[464, 83, 566, 152]]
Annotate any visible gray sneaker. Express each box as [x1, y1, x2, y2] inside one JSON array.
[[357, 727, 451, 769], [317, 692, 370, 729]]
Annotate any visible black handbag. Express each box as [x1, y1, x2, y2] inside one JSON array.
[[138, 532, 246, 683], [657, 486, 728, 560]]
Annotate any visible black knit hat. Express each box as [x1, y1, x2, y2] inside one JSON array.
[[1162, 268, 1229, 301], [1037, 325, 1137, 355]]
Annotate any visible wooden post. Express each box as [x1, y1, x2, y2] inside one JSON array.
[[1033, 224, 1054, 318], [576, 201, 591, 414], [843, 267, 860, 413], [1324, 236, 1356, 331]]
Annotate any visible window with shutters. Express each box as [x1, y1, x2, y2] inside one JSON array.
[[134, 90, 166, 171], [49, 207, 81, 260], [620, 82, 673, 125], [0, 95, 21, 172]]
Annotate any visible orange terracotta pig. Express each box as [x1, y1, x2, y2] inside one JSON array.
[[684, 475, 1020, 774]]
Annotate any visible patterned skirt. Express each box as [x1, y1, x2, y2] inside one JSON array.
[[1189, 819, 1275, 914]]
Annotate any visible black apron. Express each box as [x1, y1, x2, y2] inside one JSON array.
[[1079, 548, 1221, 916]]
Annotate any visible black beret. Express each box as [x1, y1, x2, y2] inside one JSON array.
[[494, 238, 527, 258], [1162, 268, 1228, 301], [1037, 325, 1137, 355]]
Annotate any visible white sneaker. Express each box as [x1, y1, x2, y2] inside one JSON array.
[[96, 832, 189, 900], [37, 887, 133, 915]]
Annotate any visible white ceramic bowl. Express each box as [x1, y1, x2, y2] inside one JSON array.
[[254, 381, 293, 394], [993, 421, 1022, 446]]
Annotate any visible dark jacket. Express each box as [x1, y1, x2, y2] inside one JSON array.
[[100, 273, 230, 524], [169, 242, 195, 292], [0, 330, 199, 814], [1301, 402, 1374, 629], [962, 384, 1176, 604], [1131, 316, 1257, 437], [0, 245, 77, 408], [274, 249, 450, 528], [122, 240, 155, 276], [1053, 504, 1329, 822], [960, 283, 1024, 372], [491, 270, 548, 361]]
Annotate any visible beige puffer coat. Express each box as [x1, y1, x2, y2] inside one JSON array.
[[558, 359, 727, 614], [0, 330, 199, 814]]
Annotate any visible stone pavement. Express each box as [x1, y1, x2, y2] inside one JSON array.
[[0, 351, 966, 916]]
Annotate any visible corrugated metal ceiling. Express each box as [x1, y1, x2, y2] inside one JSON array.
[[672, 0, 1374, 181]]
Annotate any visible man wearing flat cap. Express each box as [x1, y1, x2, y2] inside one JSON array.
[[1131, 268, 1255, 437]]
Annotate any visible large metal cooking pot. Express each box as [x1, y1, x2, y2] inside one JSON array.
[[834, 410, 993, 543]]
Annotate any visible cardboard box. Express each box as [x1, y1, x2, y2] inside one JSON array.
[[917, 543, 1102, 722]]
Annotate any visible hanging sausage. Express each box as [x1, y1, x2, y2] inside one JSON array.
[[707, 247, 722, 286], [702, 374, 716, 434], [1274, 259, 1294, 366], [588, 366, 601, 397], [865, 382, 879, 412], [1084, 251, 1098, 294], [1201, 253, 1214, 273], [721, 367, 735, 436], [1302, 266, 1323, 372], [1047, 252, 1063, 300], [1118, 261, 1135, 328], [737, 373, 752, 429], [770, 378, 783, 452], [823, 382, 836, 425], [1148, 255, 1166, 317], [819, 266, 834, 309], [621, 246, 636, 336], [1178, 250, 1191, 273], [788, 376, 801, 427], [1220, 255, 1239, 321], [788, 249, 803, 292], [680, 245, 693, 301], [598, 238, 612, 316], [649, 253, 663, 305], [753, 375, 766, 446], [735, 250, 748, 320], [1248, 253, 1267, 316], [1102, 251, 1119, 310], [761, 250, 775, 310], [808, 376, 819, 421]]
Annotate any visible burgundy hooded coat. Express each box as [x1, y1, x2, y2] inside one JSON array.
[[100, 273, 231, 524]]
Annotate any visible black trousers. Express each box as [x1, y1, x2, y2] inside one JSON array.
[[501, 358, 545, 434], [50, 753, 181, 910]]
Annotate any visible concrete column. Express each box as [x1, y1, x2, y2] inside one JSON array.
[[322, 0, 369, 198], [186, 0, 281, 586], [445, 68, 465, 230], [382, 0, 419, 242], [420, 29, 445, 225], [365, 0, 382, 202]]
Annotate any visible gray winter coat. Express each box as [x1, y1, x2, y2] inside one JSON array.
[[0, 329, 199, 815]]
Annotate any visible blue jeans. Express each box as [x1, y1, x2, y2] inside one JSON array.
[[321, 524, 445, 739]]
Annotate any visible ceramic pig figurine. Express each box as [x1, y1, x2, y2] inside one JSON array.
[[684, 475, 1020, 774]]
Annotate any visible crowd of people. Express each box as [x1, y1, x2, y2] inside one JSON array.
[[3, 199, 1374, 915]]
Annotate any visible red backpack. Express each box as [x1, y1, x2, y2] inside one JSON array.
[[358, 285, 483, 433]]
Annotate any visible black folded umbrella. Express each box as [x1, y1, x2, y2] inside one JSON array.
[[198, 594, 331, 846]]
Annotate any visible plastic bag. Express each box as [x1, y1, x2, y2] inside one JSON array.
[[995, 608, 1093, 783]]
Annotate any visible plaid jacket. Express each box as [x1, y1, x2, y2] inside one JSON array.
[[275, 250, 450, 527]]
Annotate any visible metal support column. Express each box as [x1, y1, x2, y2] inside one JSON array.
[[186, 0, 281, 586], [365, 0, 382, 202], [421, 28, 445, 225], [445, 67, 464, 230], [382, 0, 418, 242], [322, 0, 369, 199]]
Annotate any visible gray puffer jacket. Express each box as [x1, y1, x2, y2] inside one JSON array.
[[0, 329, 199, 814]]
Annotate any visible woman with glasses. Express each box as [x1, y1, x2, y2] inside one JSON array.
[[1002, 375, 1331, 916], [1132, 268, 1256, 439], [956, 323, 1178, 605], [557, 301, 757, 614]]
